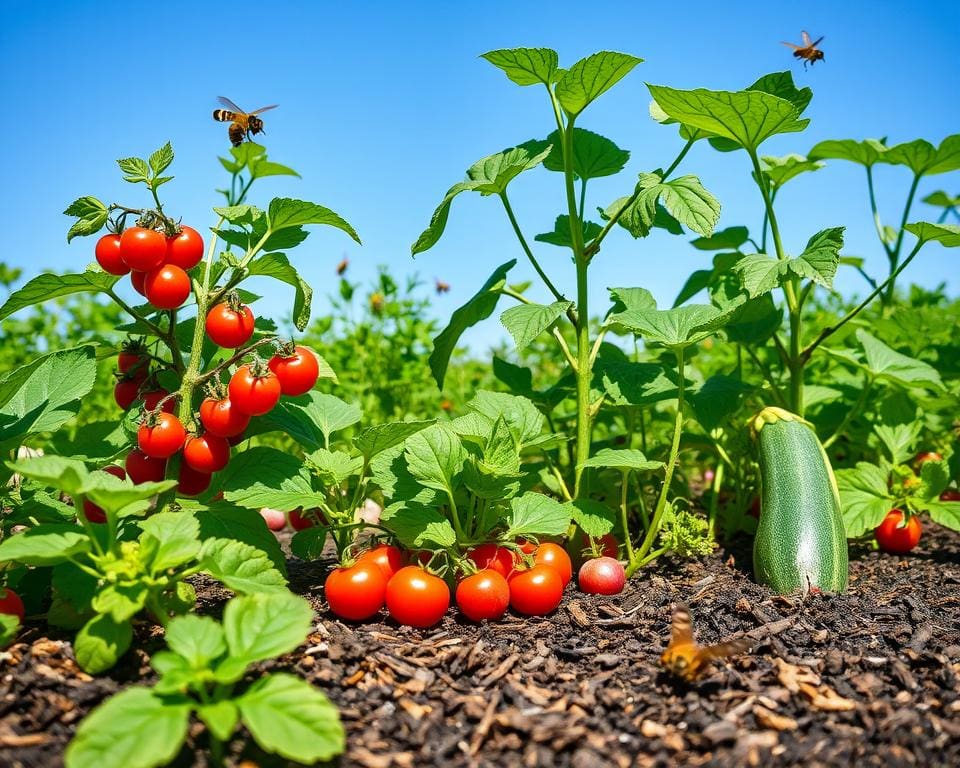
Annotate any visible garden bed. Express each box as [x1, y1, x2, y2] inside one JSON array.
[[3, 524, 958, 768]]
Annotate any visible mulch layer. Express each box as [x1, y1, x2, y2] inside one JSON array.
[[2, 525, 959, 768]]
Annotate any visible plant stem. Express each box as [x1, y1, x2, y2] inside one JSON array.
[[499, 192, 569, 309], [619, 470, 635, 564], [788, 300, 804, 416], [105, 290, 167, 338], [866, 166, 893, 259], [823, 377, 872, 449], [628, 346, 686, 575], [707, 460, 724, 540], [884, 172, 921, 305]]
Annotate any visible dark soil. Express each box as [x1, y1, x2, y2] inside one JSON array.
[[2, 525, 959, 768]]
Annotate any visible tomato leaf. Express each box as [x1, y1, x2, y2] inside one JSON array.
[[381, 504, 457, 549], [147, 142, 175, 177], [65, 687, 190, 768], [926, 500, 960, 532], [566, 499, 617, 538], [138, 512, 202, 573], [836, 462, 895, 538], [500, 301, 573, 352], [246, 253, 313, 331], [266, 198, 360, 243], [0, 525, 91, 566], [237, 673, 344, 764], [63, 196, 109, 242], [74, 613, 133, 674], [501, 493, 570, 540], [404, 423, 466, 495], [222, 592, 313, 667], [200, 538, 288, 595], [0, 272, 119, 321], [353, 420, 435, 459], [194, 504, 286, 573]]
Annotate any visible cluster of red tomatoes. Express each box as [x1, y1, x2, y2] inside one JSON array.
[[323, 536, 626, 629], [95, 225, 204, 310]]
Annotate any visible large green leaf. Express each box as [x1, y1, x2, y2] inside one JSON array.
[[381, 504, 457, 549], [404, 424, 465, 495], [138, 512, 202, 573], [734, 228, 843, 297], [218, 447, 325, 511], [857, 329, 942, 389], [609, 302, 734, 349], [926, 500, 960, 532], [504, 493, 571, 539], [534, 215, 602, 249], [237, 673, 345, 763], [566, 499, 617, 538], [759, 154, 823, 188], [691, 375, 754, 430], [266, 198, 360, 243], [878, 135, 960, 176], [648, 85, 808, 152], [554, 51, 642, 116], [0, 525, 91, 566], [599, 361, 679, 406], [428, 260, 515, 387], [246, 253, 313, 331], [500, 301, 572, 351], [222, 592, 313, 666], [65, 687, 190, 768], [809, 138, 887, 167], [74, 613, 133, 674], [579, 449, 663, 473], [836, 462, 895, 537], [481, 48, 558, 86], [904, 222, 960, 247], [542, 128, 629, 179], [690, 226, 749, 251], [0, 272, 118, 321], [200, 538, 288, 594], [353, 420, 434, 459], [164, 614, 226, 669], [657, 176, 721, 237], [195, 505, 286, 572]]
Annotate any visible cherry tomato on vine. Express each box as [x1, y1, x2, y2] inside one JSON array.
[[913, 451, 943, 470], [941, 489, 960, 501], [578, 557, 626, 595], [199, 397, 250, 438], [268, 346, 320, 396], [118, 345, 149, 376], [95, 234, 129, 276], [508, 565, 563, 616], [229, 365, 281, 416], [456, 569, 510, 622], [325, 561, 387, 622], [113, 377, 143, 410], [125, 448, 166, 484], [145, 264, 191, 309], [359, 544, 404, 580], [130, 270, 148, 296], [142, 389, 175, 414], [574, 531, 620, 559], [875, 509, 922, 555], [119, 227, 166, 271], [177, 464, 212, 497], [82, 465, 126, 524], [206, 303, 255, 348], [467, 543, 517, 578], [183, 432, 231, 473], [534, 543, 573, 587], [165, 225, 204, 270], [386, 566, 450, 627], [288, 508, 316, 530], [0, 588, 25, 622], [137, 412, 186, 459], [259, 508, 287, 531]]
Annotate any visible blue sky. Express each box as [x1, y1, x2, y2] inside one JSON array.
[[2, 0, 957, 353]]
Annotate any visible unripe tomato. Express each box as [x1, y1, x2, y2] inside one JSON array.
[[0, 588, 25, 622], [82, 465, 126, 524], [183, 432, 231, 473], [145, 264, 191, 309], [456, 569, 510, 622], [120, 227, 166, 271], [534, 543, 573, 586], [359, 544, 404, 580], [386, 566, 450, 627], [130, 270, 148, 296], [206, 303, 255, 348], [875, 509, 922, 554], [578, 557, 626, 595], [467, 543, 517, 578], [268, 346, 320, 396], [199, 397, 250, 438], [508, 565, 563, 616], [259, 508, 287, 531], [325, 562, 387, 621], [125, 448, 166, 484], [177, 463, 212, 497], [95, 234, 129, 276], [229, 365, 281, 416], [137, 412, 186, 459], [165, 225, 204, 270]]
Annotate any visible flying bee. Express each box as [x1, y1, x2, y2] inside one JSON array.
[[435, 278, 450, 294], [213, 97, 279, 147], [660, 604, 753, 681], [336, 257, 349, 276], [782, 31, 825, 68]]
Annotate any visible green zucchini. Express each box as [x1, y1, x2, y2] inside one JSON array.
[[750, 406, 848, 594]]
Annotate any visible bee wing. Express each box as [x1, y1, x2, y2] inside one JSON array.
[[669, 604, 695, 647], [250, 104, 279, 115], [810, 36, 824, 47], [695, 637, 753, 664], [801, 30, 812, 46], [781, 41, 802, 50], [217, 96, 246, 113]]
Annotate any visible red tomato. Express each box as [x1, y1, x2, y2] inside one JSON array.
[[516, 539, 537, 555], [748, 497, 761, 519], [206, 303, 255, 348], [578, 557, 626, 595], [145, 264, 191, 309], [268, 346, 320, 396], [130, 270, 148, 296], [82, 465, 127, 524], [183, 432, 231, 473], [359, 544, 404, 580], [199, 397, 250, 438], [229, 365, 281, 416], [177, 464, 212, 497], [0, 588, 25, 622], [508, 565, 563, 616], [118, 345, 149, 376], [119, 227, 166, 271], [467, 543, 517, 578], [165, 225, 204, 270], [456, 569, 510, 622], [95, 234, 129, 276], [875, 509, 922, 555], [914, 451, 943, 469], [142, 389, 175, 414], [113, 377, 143, 410], [940, 489, 960, 501], [259, 508, 287, 531], [385, 566, 450, 627], [125, 448, 166, 484], [137, 412, 186, 459], [325, 562, 387, 621], [534, 543, 573, 587], [288, 508, 316, 530]]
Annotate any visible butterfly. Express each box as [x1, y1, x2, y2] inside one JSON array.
[[660, 604, 753, 681]]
